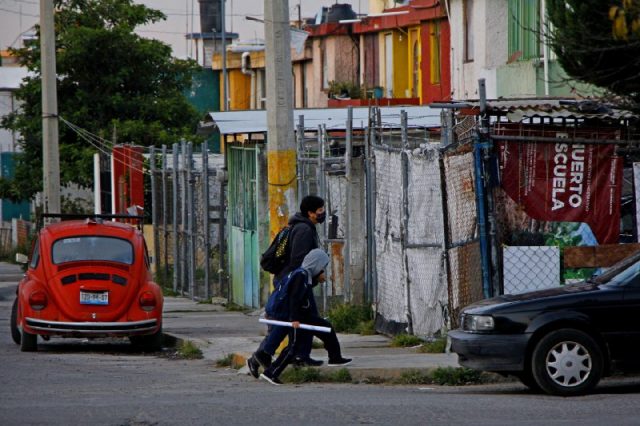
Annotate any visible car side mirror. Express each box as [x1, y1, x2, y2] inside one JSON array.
[[15, 253, 28, 264]]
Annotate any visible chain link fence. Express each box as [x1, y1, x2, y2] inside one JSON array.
[[149, 143, 226, 301]]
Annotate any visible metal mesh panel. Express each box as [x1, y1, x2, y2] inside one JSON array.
[[503, 246, 560, 294], [407, 147, 444, 246], [447, 241, 483, 329], [375, 238, 407, 325], [444, 150, 477, 244]]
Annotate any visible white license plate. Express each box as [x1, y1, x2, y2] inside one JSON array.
[[80, 291, 109, 305]]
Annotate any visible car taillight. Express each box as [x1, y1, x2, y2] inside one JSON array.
[[29, 291, 48, 311], [139, 291, 156, 311]]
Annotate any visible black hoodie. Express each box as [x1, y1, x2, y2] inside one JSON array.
[[275, 212, 320, 282]]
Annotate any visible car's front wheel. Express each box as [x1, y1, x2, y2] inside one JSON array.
[[10, 298, 21, 345], [531, 328, 603, 396], [20, 329, 37, 352]]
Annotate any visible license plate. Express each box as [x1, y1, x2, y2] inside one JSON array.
[[80, 290, 109, 305]]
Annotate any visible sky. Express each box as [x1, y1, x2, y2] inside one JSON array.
[[0, 0, 368, 59]]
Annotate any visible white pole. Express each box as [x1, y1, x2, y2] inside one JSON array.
[[40, 0, 61, 214], [259, 318, 331, 333], [94, 153, 101, 214]]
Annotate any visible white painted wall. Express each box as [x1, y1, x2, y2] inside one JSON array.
[[449, 0, 507, 100], [0, 66, 28, 153]]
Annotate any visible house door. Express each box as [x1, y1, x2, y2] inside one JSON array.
[[227, 144, 260, 308]]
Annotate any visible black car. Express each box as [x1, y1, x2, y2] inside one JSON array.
[[449, 252, 640, 396]]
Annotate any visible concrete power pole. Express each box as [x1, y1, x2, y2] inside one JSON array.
[[264, 0, 296, 238], [40, 0, 61, 214]]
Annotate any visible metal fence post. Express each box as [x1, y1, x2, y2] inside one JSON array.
[[161, 145, 168, 283], [344, 107, 353, 302], [172, 143, 179, 293], [150, 147, 159, 279], [187, 142, 195, 299], [202, 143, 210, 300], [296, 115, 305, 203], [180, 140, 188, 295], [474, 135, 492, 299], [400, 110, 413, 334], [364, 121, 374, 304]]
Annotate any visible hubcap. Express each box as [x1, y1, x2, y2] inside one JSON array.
[[545, 341, 591, 387]]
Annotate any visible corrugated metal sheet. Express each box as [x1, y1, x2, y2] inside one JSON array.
[[203, 105, 441, 134]]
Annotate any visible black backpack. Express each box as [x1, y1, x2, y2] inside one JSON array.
[[260, 226, 291, 274]]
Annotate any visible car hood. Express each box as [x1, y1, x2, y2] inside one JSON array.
[[463, 281, 602, 312]]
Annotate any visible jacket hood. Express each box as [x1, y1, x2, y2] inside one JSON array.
[[301, 248, 329, 279], [289, 212, 314, 227]]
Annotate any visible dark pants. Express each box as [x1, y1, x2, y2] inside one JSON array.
[[264, 316, 342, 378], [259, 324, 313, 358]]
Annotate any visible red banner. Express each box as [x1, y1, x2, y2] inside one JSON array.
[[498, 130, 623, 244]]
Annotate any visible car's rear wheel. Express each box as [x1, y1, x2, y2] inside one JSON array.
[[10, 298, 21, 345], [130, 326, 164, 352], [20, 329, 37, 352], [531, 328, 603, 396]]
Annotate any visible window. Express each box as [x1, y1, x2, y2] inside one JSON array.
[[508, 0, 541, 61], [429, 22, 441, 84], [29, 238, 40, 269], [52, 236, 134, 265], [464, 0, 475, 62]]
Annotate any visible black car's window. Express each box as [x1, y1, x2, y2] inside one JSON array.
[[592, 253, 640, 286], [52, 236, 134, 265], [29, 238, 40, 269]]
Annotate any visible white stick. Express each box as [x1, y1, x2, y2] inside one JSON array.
[[259, 318, 331, 334]]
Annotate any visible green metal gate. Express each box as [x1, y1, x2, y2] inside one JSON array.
[[227, 144, 260, 308]]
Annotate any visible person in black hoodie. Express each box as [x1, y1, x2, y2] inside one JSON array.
[[247, 196, 326, 377], [260, 249, 351, 385]]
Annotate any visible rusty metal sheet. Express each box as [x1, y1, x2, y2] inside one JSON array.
[[564, 244, 640, 268]]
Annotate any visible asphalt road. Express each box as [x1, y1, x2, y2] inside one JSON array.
[[4, 284, 640, 426]]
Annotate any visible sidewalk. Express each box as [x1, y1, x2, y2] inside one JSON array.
[[162, 296, 460, 380]]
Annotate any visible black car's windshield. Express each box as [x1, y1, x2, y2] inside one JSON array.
[[52, 236, 134, 265], [591, 251, 640, 285]]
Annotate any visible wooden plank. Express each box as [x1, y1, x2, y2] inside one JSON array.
[[564, 244, 640, 268]]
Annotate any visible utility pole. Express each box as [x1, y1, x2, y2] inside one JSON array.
[[40, 0, 61, 214], [264, 0, 296, 238], [221, 0, 228, 111]]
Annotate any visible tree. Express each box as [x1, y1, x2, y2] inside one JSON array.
[[546, 0, 640, 109], [0, 0, 202, 201]]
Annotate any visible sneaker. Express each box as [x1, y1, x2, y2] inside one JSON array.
[[246, 356, 260, 379], [259, 372, 282, 386], [294, 357, 324, 367], [328, 357, 352, 367], [254, 350, 272, 369]]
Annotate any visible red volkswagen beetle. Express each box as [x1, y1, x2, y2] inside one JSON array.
[[10, 214, 164, 352]]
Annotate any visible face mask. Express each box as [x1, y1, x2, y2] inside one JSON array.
[[316, 212, 326, 224]]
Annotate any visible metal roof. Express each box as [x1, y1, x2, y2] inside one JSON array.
[[202, 106, 441, 134], [449, 99, 639, 121]]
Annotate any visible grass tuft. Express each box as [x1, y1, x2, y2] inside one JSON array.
[[394, 367, 486, 386], [280, 367, 352, 384], [327, 304, 373, 334], [177, 340, 203, 360], [417, 337, 447, 353], [390, 334, 424, 348]]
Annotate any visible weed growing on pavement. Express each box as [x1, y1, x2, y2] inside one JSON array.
[[358, 319, 376, 335], [417, 337, 447, 353], [177, 340, 203, 360], [281, 367, 353, 384], [430, 367, 484, 385], [282, 367, 322, 383], [215, 353, 234, 367], [224, 302, 248, 312], [395, 367, 486, 386], [391, 334, 424, 347], [327, 304, 373, 334]]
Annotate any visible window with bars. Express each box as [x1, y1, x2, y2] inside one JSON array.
[[508, 0, 541, 61]]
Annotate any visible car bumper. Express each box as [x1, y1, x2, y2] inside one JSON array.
[[24, 317, 159, 337], [449, 329, 530, 372]]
